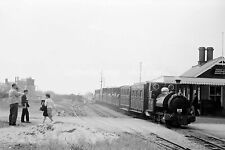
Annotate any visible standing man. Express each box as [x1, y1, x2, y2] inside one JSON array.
[[21, 90, 30, 123], [192, 93, 199, 116], [8, 83, 23, 126]]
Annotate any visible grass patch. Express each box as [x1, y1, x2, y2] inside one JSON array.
[[36, 133, 161, 150]]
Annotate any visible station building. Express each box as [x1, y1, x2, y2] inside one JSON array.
[[152, 47, 225, 116]]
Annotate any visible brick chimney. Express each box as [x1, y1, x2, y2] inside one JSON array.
[[5, 78, 8, 84], [198, 47, 206, 65], [206, 47, 214, 61]]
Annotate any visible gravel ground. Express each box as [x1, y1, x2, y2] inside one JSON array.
[[0, 99, 224, 150]]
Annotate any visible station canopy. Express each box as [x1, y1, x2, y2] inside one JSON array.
[[150, 76, 225, 86]]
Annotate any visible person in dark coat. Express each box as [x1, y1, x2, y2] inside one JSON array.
[[21, 90, 30, 123], [192, 93, 199, 116], [40, 100, 48, 118]]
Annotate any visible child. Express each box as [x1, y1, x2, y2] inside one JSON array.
[[43, 93, 56, 123], [40, 100, 48, 119]]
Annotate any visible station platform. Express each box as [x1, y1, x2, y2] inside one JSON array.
[[190, 116, 225, 139]]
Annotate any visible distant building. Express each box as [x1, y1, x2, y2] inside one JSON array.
[[0, 77, 36, 99], [15, 77, 36, 99]]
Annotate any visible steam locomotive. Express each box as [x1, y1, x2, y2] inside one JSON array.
[[94, 82, 196, 127]]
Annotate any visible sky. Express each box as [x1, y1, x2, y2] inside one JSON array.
[[0, 0, 225, 94]]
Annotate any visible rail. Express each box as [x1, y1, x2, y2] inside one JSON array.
[[129, 128, 190, 150], [151, 133, 191, 150], [186, 135, 225, 150]]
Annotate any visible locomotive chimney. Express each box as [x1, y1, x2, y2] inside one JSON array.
[[198, 47, 206, 65], [206, 47, 214, 61]]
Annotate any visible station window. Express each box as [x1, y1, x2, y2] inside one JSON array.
[[210, 86, 222, 108]]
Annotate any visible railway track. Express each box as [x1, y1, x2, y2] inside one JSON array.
[[185, 135, 225, 150], [128, 128, 190, 150], [86, 104, 116, 118], [71, 103, 225, 150], [150, 133, 190, 150]]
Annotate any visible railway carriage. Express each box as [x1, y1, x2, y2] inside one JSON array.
[[130, 83, 149, 113], [101, 87, 120, 106], [111, 87, 120, 106], [120, 85, 131, 111], [106, 88, 112, 104], [102, 88, 108, 103], [94, 89, 101, 102]]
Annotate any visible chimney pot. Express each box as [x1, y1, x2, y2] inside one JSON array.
[[198, 47, 206, 65], [206, 47, 214, 61]]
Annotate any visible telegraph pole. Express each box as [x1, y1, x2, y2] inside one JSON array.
[[222, 32, 224, 57], [103, 77, 105, 87], [100, 70, 103, 101], [222, 32, 224, 66], [139, 62, 142, 83]]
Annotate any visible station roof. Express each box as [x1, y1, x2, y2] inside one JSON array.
[[181, 57, 225, 77], [150, 76, 225, 86]]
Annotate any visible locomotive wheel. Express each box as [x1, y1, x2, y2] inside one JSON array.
[[156, 115, 161, 123], [154, 115, 157, 122], [165, 120, 171, 128]]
